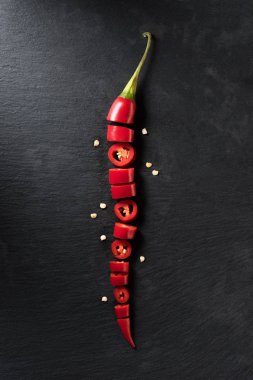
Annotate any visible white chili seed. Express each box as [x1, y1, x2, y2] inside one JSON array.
[[90, 213, 97, 219], [140, 256, 145, 262], [146, 162, 152, 168], [101, 296, 108, 302], [100, 203, 107, 209], [122, 249, 127, 254], [94, 139, 100, 147], [152, 169, 159, 176], [142, 128, 148, 135], [100, 235, 107, 241]]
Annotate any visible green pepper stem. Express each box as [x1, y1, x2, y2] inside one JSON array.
[[120, 32, 152, 100]]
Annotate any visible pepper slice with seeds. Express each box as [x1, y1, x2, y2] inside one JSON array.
[[113, 286, 130, 304], [111, 240, 132, 260], [114, 199, 138, 223], [108, 143, 135, 167]]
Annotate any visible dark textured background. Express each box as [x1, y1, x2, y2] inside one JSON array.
[[0, 0, 253, 379]]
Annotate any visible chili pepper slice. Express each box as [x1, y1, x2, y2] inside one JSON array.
[[109, 168, 135, 185], [113, 223, 137, 240], [108, 143, 135, 168], [111, 240, 132, 260], [114, 286, 130, 304], [107, 33, 152, 124], [114, 304, 130, 318], [110, 273, 128, 286], [117, 318, 136, 348], [107, 97, 136, 125], [111, 183, 136, 199], [114, 199, 138, 223], [109, 261, 129, 273], [107, 125, 134, 143]]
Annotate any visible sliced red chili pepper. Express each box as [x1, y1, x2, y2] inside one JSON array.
[[111, 183, 136, 199], [109, 168, 135, 185], [113, 223, 137, 240], [111, 240, 132, 260], [107, 125, 134, 143], [114, 304, 130, 318], [108, 143, 135, 168], [107, 97, 136, 124], [106, 33, 151, 125], [110, 273, 128, 286], [114, 286, 130, 304], [117, 318, 136, 348], [114, 199, 138, 222], [109, 261, 129, 273]]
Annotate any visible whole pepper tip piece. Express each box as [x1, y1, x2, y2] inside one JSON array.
[[120, 32, 152, 101]]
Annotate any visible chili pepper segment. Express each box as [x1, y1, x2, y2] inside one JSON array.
[[114, 286, 130, 304], [111, 183, 136, 199], [117, 318, 136, 348], [107, 97, 136, 124], [109, 168, 135, 185], [106, 32, 151, 124], [111, 240, 132, 260], [108, 143, 135, 167], [113, 223, 137, 240], [109, 261, 129, 273], [114, 199, 138, 222], [107, 125, 134, 143], [114, 304, 130, 318], [110, 273, 129, 286]]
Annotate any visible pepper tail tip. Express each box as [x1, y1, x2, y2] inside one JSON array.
[[142, 32, 152, 39]]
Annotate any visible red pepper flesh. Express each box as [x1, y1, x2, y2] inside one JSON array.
[[109, 261, 129, 273], [107, 97, 136, 124], [113, 286, 130, 303], [107, 125, 134, 143], [111, 240, 132, 260], [114, 199, 138, 222], [113, 223, 137, 240], [114, 304, 130, 318], [108, 143, 135, 168], [110, 273, 128, 286], [117, 318, 136, 348], [109, 168, 134, 185], [111, 183, 136, 199]]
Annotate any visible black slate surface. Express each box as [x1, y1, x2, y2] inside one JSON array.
[[1, 1, 253, 379]]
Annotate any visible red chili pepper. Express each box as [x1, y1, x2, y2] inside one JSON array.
[[111, 183, 136, 199], [107, 32, 152, 349], [111, 240, 132, 260], [109, 261, 129, 273], [114, 304, 130, 318], [107, 32, 152, 124], [110, 273, 128, 286], [107, 125, 134, 143], [113, 286, 130, 303], [114, 199, 138, 222], [109, 168, 135, 185], [108, 143, 135, 167], [117, 318, 136, 348], [113, 222, 137, 240]]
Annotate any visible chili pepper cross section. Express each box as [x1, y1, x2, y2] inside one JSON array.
[[106, 32, 152, 349]]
